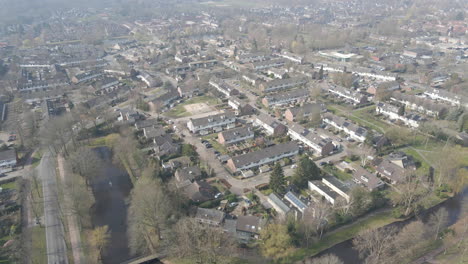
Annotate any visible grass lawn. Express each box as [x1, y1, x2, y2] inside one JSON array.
[[165, 96, 221, 118], [280, 210, 397, 263], [322, 165, 353, 181], [31, 226, 47, 264], [0, 181, 17, 190], [202, 134, 229, 155], [401, 147, 431, 173], [87, 133, 119, 147]]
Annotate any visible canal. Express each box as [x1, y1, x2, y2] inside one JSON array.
[[90, 147, 134, 264], [312, 187, 468, 263]]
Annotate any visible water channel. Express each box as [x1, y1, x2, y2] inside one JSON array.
[[90, 147, 133, 264], [312, 187, 468, 263]]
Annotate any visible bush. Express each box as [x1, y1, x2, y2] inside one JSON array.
[[225, 193, 238, 203], [392, 207, 405, 218], [199, 199, 221, 208]]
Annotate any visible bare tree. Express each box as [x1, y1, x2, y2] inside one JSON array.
[[68, 147, 102, 187], [389, 172, 430, 216], [171, 217, 237, 264], [128, 175, 179, 255], [353, 226, 398, 264], [427, 207, 449, 240]]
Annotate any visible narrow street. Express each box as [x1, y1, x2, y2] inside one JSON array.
[[39, 152, 68, 264]]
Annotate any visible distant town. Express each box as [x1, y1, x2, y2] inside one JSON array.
[[0, 1, 467, 264]]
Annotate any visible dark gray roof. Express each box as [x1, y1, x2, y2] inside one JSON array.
[[236, 215, 263, 234], [230, 142, 299, 168], [310, 181, 339, 200], [219, 126, 253, 141], [190, 112, 236, 127], [0, 149, 16, 161], [323, 176, 350, 193], [135, 119, 159, 130], [195, 207, 225, 224], [268, 193, 291, 214]]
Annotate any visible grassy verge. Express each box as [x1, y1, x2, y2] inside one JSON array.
[[280, 210, 396, 263], [31, 226, 47, 264], [31, 151, 43, 168]]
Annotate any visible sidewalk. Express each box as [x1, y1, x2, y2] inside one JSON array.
[[57, 155, 84, 264]]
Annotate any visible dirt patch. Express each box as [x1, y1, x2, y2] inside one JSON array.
[[184, 103, 213, 115]]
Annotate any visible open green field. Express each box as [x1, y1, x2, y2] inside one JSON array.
[[166, 96, 221, 118]]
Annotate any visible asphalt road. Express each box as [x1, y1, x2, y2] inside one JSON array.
[[40, 151, 68, 264]]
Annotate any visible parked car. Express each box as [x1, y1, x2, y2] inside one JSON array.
[[215, 193, 222, 199]]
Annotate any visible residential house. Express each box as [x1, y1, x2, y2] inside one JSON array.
[[376, 102, 425, 128], [153, 134, 180, 157], [177, 84, 200, 98], [143, 126, 165, 140], [259, 77, 308, 93], [187, 112, 236, 134], [323, 113, 368, 142], [175, 166, 202, 188], [195, 207, 225, 226], [242, 72, 266, 86], [266, 68, 288, 79], [236, 52, 268, 64], [250, 59, 286, 70], [235, 215, 265, 242], [403, 48, 433, 58], [228, 97, 255, 116], [0, 149, 17, 173], [325, 85, 368, 105], [284, 103, 323, 122], [135, 118, 159, 130], [318, 51, 357, 62], [277, 51, 303, 64], [367, 81, 401, 97], [209, 77, 239, 97], [262, 88, 309, 107], [284, 191, 308, 213], [308, 181, 339, 204], [424, 88, 466, 107], [287, 123, 334, 156], [254, 113, 288, 136], [388, 152, 416, 169], [351, 67, 397, 82], [218, 126, 254, 145], [149, 89, 180, 111], [267, 193, 291, 217], [375, 158, 405, 184], [162, 156, 191, 171], [118, 109, 140, 123], [322, 177, 351, 202], [351, 165, 385, 191], [137, 71, 159, 87], [182, 180, 216, 203], [227, 142, 300, 172], [71, 70, 103, 84]]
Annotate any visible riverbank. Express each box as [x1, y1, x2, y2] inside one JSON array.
[[292, 189, 468, 264]]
